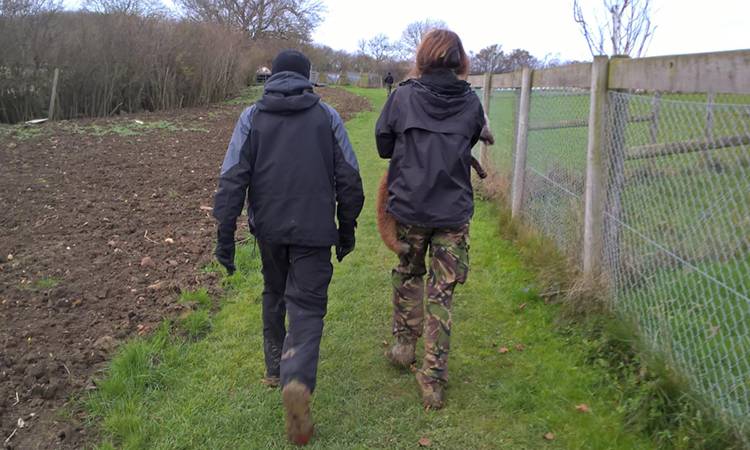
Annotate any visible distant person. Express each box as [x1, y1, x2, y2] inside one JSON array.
[[375, 29, 487, 410], [213, 49, 364, 445], [383, 71, 394, 95]]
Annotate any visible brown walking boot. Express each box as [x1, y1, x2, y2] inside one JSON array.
[[282, 380, 314, 446], [260, 375, 280, 388], [416, 371, 445, 410], [384, 336, 417, 369]]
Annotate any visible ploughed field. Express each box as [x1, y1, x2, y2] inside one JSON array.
[[0, 87, 370, 449]]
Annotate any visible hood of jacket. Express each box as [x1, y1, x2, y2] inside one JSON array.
[[392, 69, 481, 138], [402, 69, 476, 121], [256, 71, 320, 114]]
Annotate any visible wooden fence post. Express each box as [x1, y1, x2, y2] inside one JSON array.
[[649, 92, 661, 144], [480, 72, 492, 167], [583, 56, 610, 285], [604, 56, 630, 288], [704, 92, 719, 168], [48, 68, 60, 120], [511, 66, 532, 218]]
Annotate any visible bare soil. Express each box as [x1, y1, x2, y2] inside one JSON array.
[[0, 87, 370, 449]]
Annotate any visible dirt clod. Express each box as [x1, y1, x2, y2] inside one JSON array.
[[140, 256, 155, 267]]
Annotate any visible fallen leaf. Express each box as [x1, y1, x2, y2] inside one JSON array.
[[543, 432, 555, 441], [515, 343, 526, 352], [498, 346, 510, 354], [381, 340, 388, 347], [418, 437, 432, 447], [575, 403, 591, 413], [164, 238, 175, 244], [518, 303, 527, 310]]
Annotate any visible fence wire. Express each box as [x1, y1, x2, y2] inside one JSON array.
[[603, 92, 750, 437], [483, 89, 518, 196], [482, 84, 750, 439], [522, 88, 590, 263]]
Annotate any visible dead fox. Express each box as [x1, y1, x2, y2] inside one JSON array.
[[377, 118, 494, 255]]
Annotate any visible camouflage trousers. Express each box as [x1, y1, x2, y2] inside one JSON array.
[[391, 222, 470, 384]]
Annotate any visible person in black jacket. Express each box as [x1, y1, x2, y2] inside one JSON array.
[[383, 71, 394, 95], [375, 30, 485, 410], [213, 50, 364, 445]]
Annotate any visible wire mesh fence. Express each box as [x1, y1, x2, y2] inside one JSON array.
[[603, 92, 750, 437], [478, 77, 750, 440], [522, 89, 590, 262]]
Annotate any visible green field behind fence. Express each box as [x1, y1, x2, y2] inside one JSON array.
[[479, 86, 750, 439]]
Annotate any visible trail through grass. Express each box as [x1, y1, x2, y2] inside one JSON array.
[[86, 87, 655, 449]]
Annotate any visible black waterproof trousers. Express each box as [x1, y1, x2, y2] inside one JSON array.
[[259, 241, 332, 392]]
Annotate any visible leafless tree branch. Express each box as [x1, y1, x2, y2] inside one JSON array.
[[573, 0, 655, 57]]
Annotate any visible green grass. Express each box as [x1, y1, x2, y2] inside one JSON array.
[[85, 87, 672, 449], [0, 122, 48, 140], [30, 276, 61, 290], [63, 120, 209, 136], [225, 85, 264, 105]]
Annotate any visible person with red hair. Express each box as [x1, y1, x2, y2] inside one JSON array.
[[375, 29, 487, 409]]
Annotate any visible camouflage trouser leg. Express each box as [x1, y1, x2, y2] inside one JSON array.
[[421, 224, 470, 385], [391, 224, 430, 342]]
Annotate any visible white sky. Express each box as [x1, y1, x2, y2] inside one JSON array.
[[61, 0, 749, 60], [312, 0, 750, 61]]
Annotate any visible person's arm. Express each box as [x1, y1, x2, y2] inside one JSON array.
[[375, 92, 397, 159], [212, 106, 255, 274], [322, 103, 365, 261]]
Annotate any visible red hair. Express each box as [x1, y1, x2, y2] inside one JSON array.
[[411, 29, 469, 78]]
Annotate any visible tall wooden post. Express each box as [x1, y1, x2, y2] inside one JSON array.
[[649, 92, 661, 144], [704, 92, 719, 168], [705, 92, 716, 142], [480, 72, 492, 167], [583, 56, 610, 285], [604, 66, 630, 289], [511, 67, 532, 218], [48, 68, 60, 120]]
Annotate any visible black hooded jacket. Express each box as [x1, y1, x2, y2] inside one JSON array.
[[375, 69, 485, 228], [213, 71, 364, 247]]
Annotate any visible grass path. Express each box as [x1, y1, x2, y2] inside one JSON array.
[[87, 88, 652, 449]]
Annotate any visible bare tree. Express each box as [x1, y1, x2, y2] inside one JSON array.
[[1, 0, 60, 16], [399, 18, 447, 57], [573, 0, 655, 57], [83, 0, 165, 15], [471, 44, 504, 73], [178, 0, 324, 41], [363, 33, 395, 62], [504, 48, 540, 71]]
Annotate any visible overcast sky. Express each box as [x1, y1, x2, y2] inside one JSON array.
[[312, 0, 749, 61], [62, 0, 749, 60]]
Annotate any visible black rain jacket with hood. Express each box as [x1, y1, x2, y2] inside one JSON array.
[[213, 71, 364, 247], [375, 69, 485, 228]]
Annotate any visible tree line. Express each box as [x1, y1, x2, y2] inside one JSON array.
[[1, 0, 649, 123]]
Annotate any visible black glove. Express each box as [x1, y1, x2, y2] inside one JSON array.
[[336, 222, 356, 262], [215, 223, 236, 275]]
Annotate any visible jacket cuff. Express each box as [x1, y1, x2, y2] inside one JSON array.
[[338, 220, 357, 235]]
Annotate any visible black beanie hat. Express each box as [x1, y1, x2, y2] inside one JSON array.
[[271, 50, 311, 79]]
